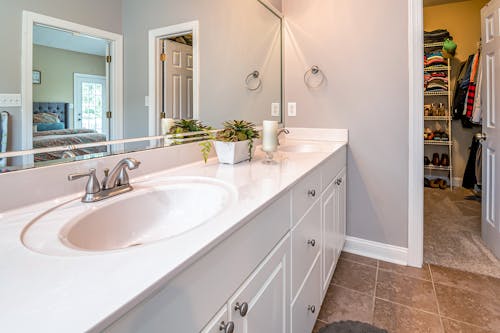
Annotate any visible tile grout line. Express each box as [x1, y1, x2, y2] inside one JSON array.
[[428, 265, 445, 333], [374, 296, 442, 317], [439, 315, 492, 331], [371, 260, 379, 324], [331, 282, 374, 297]]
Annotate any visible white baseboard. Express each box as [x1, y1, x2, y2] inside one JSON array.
[[343, 236, 408, 266]]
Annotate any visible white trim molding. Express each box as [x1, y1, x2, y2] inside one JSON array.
[[344, 236, 408, 266], [148, 21, 200, 136], [21, 11, 123, 150], [407, 0, 424, 268]]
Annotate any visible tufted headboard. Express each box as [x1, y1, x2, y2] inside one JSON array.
[[33, 102, 70, 128]]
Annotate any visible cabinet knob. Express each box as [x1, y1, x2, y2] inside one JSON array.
[[308, 189, 316, 197], [234, 302, 249, 317], [219, 321, 234, 333], [307, 239, 316, 247], [308, 305, 316, 313]]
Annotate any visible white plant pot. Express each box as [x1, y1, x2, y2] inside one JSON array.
[[214, 140, 255, 164]]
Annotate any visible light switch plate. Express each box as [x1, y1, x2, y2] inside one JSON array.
[[271, 103, 280, 117], [288, 102, 297, 117], [0, 94, 21, 107]]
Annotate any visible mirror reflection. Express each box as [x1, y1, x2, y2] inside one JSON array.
[[0, 0, 282, 172]]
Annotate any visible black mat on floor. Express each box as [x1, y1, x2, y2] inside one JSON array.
[[319, 321, 387, 333]]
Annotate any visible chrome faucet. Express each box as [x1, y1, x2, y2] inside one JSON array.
[[68, 157, 141, 203], [277, 128, 290, 145]]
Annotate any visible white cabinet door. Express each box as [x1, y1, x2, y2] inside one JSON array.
[[321, 180, 338, 297], [228, 235, 289, 333], [337, 169, 347, 256], [201, 306, 232, 333]]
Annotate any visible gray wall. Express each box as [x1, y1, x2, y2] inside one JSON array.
[[284, 0, 410, 247], [0, 0, 122, 151], [122, 0, 282, 138]]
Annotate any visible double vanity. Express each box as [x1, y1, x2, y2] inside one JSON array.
[[1, 131, 347, 333]]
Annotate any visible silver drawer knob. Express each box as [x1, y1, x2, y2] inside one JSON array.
[[308, 305, 316, 313], [219, 321, 234, 333], [308, 189, 316, 197], [307, 239, 316, 247], [234, 302, 249, 317]]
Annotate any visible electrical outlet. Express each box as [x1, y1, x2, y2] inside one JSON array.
[[145, 96, 149, 107], [271, 103, 280, 117], [288, 102, 297, 117], [0, 94, 21, 107]]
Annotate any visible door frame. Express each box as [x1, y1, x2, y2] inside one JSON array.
[[408, 0, 425, 268], [21, 10, 123, 150], [73, 73, 108, 137], [148, 21, 200, 136]]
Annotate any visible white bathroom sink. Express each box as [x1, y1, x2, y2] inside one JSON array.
[[280, 141, 337, 153], [22, 177, 237, 255]]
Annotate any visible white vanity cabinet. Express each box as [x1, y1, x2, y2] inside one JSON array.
[[103, 145, 347, 333], [321, 168, 346, 297]]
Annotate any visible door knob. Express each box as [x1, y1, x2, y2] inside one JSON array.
[[234, 302, 249, 317], [307, 239, 316, 247], [308, 305, 316, 313], [219, 321, 234, 333], [308, 189, 316, 197]]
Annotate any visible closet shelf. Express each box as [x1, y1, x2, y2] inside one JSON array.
[[425, 165, 452, 171], [424, 65, 450, 72], [424, 116, 452, 121], [424, 42, 445, 48], [424, 140, 452, 146], [424, 91, 449, 96]]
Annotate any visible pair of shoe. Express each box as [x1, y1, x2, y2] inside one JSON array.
[[427, 153, 449, 167], [430, 178, 448, 189], [424, 128, 449, 141], [424, 177, 448, 189]]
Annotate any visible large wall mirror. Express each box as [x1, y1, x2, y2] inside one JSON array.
[[0, 0, 283, 172]]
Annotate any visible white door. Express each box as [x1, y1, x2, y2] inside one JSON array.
[[228, 236, 288, 333], [201, 306, 232, 333], [74, 73, 108, 138], [162, 39, 194, 119], [481, 1, 500, 259]]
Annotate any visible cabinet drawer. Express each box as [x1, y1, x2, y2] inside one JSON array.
[[292, 169, 321, 226], [320, 145, 347, 191], [291, 200, 321, 299], [291, 255, 321, 333]]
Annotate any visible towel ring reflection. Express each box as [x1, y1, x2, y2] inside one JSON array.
[[245, 70, 262, 91], [304, 65, 325, 88]]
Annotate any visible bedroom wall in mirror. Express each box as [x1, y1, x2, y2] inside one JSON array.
[[0, 0, 282, 172]]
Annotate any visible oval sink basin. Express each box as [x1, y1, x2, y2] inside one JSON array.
[[22, 177, 237, 255]]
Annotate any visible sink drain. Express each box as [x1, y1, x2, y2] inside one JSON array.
[[128, 243, 143, 248]]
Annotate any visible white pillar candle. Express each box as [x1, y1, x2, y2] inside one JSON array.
[[262, 120, 278, 152], [161, 118, 176, 135]]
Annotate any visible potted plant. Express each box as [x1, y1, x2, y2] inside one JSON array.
[[166, 119, 212, 146], [201, 120, 260, 164]]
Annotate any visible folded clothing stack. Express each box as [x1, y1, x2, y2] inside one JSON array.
[[424, 29, 451, 44]]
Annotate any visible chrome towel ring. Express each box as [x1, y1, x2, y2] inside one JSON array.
[[304, 65, 325, 88], [245, 70, 262, 91]]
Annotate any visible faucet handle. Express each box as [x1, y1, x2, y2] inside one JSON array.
[[68, 169, 101, 194]]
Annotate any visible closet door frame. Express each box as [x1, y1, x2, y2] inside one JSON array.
[[408, 0, 424, 268]]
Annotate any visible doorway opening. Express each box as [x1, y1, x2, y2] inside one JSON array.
[[421, 0, 500, 278], [148, 21, 199, 136]]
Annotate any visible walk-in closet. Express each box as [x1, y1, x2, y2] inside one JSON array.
[[423, 0, 500, 278]]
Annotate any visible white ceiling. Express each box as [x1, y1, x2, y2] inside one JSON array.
[[424, 0, 469, 7], [33, 25, 108, 57]]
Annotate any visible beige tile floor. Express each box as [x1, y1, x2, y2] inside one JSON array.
[[313, 252, 500, 333]]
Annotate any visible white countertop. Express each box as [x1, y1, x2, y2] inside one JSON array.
[[0, 138, 347, 332]]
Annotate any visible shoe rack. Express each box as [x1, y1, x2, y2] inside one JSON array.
[[424, 41, 453, 190]]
